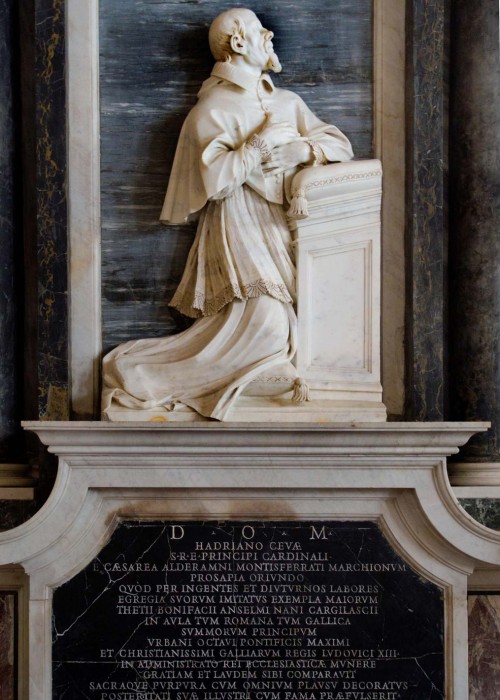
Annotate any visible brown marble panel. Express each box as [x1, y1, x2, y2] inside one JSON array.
[[469, 595, 500, 699], [34, 0, 69, 420], [0, 592, 16, 700]]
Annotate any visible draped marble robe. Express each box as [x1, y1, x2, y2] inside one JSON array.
[[101, 62, 353, 420]]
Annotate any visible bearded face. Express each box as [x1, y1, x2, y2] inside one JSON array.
[[264, 35, 282, 73], [240, 14, 282, 73]]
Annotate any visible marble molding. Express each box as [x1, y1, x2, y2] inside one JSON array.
[[449, 463, 500, 487], [66, 0, 101, 419], [0, 421, 496, 698], [373, 0, 405, 417]]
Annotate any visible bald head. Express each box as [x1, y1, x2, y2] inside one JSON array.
[[208, 8, 281, 73], [208, 8, 257, 61]]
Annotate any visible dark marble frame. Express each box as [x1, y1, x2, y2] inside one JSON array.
[[27, 0, 451, 423]]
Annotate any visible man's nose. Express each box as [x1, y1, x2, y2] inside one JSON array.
[[264, 30, 274, 40]]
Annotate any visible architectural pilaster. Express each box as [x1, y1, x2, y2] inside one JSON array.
[[448, 0, 500, 465]]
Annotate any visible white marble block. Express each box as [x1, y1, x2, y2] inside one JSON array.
[[291, 159, 384, 411]]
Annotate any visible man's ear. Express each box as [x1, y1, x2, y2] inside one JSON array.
[[230, 32, 247, 55]]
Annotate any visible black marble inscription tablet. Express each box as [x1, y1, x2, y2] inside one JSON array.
[[53, 521, 444, 699]]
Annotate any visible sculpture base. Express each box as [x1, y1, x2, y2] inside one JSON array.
[[104, 396, 387, 423]]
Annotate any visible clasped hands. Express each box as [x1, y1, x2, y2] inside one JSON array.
[[257, 115, 313, 176]]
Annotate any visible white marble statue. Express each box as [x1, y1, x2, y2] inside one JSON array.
[[102, 8, 353, 420]]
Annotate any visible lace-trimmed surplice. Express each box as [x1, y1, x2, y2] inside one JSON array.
[[169, 185, 295, 318]]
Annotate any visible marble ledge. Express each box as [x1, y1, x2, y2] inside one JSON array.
[[454, 486, 500, 499], [449, 462, 500, 487], [22, 421, 489, 457], [0, 465, 36, 502], [0, 488, 35, 501]]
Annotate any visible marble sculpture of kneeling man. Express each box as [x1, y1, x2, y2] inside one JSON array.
[[102, 7, 353, 420]]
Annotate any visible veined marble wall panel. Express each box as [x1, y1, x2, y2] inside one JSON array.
[[99, 0, 373, 352], [449, 0, 500, 460], [405, 0, 449, 421], [35, 0, 69, 419], [0, 567, 29, 699], [0, 501, 37, 532], [468, 595, 500, 699], [459, 500, 500, 532], [0, 592, 15, 700]]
